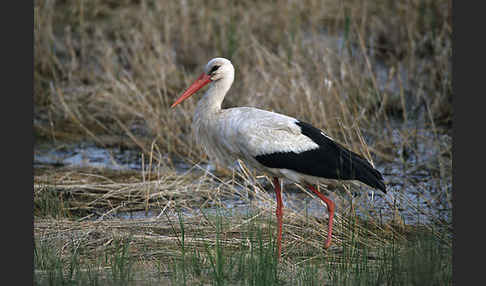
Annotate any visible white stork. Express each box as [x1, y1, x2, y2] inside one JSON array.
[[171, 57, 386, 258]]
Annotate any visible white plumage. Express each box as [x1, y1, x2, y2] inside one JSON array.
[[171, 57, 386, 258], [196, 107, 318, 170]]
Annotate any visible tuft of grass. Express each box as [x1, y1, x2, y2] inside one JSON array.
[[34, 238, 87, 285], [108, 236, 134, 284], [34, 236, 136, 286], [318, 213, 452, 286], [34, 186, 72, 219], [168, 210, 280, 285]]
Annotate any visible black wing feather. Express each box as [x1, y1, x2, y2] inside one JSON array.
[[255, 121, 386, 193]]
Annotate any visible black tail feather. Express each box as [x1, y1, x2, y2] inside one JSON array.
[[297, 121, 386, 192], [341, 150, 386, 193]]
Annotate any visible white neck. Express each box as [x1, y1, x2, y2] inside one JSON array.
[[195, 71, 234, 115]]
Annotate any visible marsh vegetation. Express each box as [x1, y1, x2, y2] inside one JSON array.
[[34, 0, 452, 284]]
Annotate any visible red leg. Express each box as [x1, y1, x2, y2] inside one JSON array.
[[308, 185, 335, 249], [273, 177, 283, 259]]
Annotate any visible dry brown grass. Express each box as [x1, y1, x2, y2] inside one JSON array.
[[34, 0, 452, 160], [34, 160, 450, 265]]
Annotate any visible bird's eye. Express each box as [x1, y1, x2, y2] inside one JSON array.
[[209, 65, 220, 74]]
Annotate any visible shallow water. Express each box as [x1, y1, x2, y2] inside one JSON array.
[[34, 143, 142, 171]]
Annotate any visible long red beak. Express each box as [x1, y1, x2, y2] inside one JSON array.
[[171, 73, 212, 108]]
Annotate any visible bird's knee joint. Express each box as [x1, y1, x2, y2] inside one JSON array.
[[327, 201, 335, 213]]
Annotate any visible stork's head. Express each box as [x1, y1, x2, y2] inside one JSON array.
[[171, 57, 234, 108], [204, 57, 233, 81]]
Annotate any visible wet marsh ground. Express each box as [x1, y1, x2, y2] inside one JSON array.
[[34, 0, 452, 284]]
